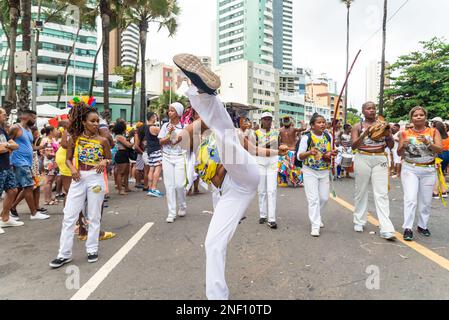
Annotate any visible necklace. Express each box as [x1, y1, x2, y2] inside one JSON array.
[[82, 131, 96, 139]]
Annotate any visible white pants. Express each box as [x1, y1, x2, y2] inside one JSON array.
[[401, 163, 436, 230], [57, 170, 105, 259], [162, 153, 187, 218], [256, 156, 278, 222], [187, 85, 259, 300], [353, 153, 395, 233], [302, 166, 329, 229]]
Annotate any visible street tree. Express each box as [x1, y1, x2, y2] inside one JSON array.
[[384, 37, 449, 122]]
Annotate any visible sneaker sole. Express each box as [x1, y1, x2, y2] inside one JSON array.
[[49, 258, 73, 269], [173, 54, 221, 90], [88, 258, 98, 263], [380, 235, 396, 240]]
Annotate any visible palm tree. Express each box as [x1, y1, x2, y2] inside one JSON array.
[[18, 0, 32, 111], [99, 0, 122, 122], [56, 2, 96, 108], [340, 0, 354, 124], [378, 0, 387, 116], [125, 0, 180, 122], [4, 0, 20, 114]]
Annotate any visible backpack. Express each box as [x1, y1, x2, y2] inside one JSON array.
[[294, 131, 332, 168]]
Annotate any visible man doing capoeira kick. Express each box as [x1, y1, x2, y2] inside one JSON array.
[[172, 53, 287, 300]]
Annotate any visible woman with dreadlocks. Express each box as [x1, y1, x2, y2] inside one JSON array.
[[49, 101, 111, 268]]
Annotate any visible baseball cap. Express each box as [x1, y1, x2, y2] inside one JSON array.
[[260, 112, 273, 119], [431, 117, 443, 122]]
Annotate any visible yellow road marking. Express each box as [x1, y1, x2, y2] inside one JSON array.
[[330, 194, 449, 272]]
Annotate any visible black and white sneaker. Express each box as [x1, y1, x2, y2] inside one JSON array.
[[267, 221, 278, 229], [87, 253, 99, 263], [10, 208, 19, 219], [37, 207, 48, 214], [49, 257, 73, 269]]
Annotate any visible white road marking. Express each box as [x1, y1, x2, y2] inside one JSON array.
[[70, 222, 154, 300]]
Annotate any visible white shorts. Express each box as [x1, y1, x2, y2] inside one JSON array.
[[143, 150, 163, 167]]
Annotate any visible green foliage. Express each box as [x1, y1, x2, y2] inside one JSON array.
[[384, 37, 449, 122], [149, 90, 188, 118], [113, 66, 136, 89], [346, 110, 361, 126]]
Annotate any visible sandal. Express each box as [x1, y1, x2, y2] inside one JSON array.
[[78, 235, 87, 241], [99, 231, 116, 241]]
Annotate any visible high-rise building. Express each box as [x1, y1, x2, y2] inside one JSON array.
[[365, 60, 390, 103], [121, 24, 140, 68], [273, 0, 293, 72], [280, 67, 306, 95], [216, 0, 274, 66], [109, 24, 140, 70]]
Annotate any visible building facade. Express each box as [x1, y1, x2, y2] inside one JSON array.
[[0, 6, 134, 121], [215, 60, 279, 121], [365, 60, 390, 103], [273, 0, 293, 72]]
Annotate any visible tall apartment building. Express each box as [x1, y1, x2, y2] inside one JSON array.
[[273, 0, 293, 72], [216, 0, 274, 66], [365, 60, 390, 103], [110, 23, 140, 70]]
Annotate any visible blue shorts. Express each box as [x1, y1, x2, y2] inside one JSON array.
[[0, 168, 17, 194], [13, 166, 34, 188]]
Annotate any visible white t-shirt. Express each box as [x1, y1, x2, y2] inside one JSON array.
[[158, 122, 186, 156]]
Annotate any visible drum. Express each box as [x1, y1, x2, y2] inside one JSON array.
[[341, 153, 354, 168]]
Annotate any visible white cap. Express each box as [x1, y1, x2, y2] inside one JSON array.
[[260, 112, 273, 119], [431, 117, 443, 122]]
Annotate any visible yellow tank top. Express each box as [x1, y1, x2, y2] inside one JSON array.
[[195, 132, 221, 184], [74, 136, 104, 169]]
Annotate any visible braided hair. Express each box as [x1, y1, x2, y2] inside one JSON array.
[[68, 102, 98, 139]]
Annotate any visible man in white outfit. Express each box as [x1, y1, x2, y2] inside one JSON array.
[[173, 53, 285, 300], [254, 112, 279, 229]]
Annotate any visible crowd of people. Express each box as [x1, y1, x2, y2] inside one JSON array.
[[1, 54, 448, 300]]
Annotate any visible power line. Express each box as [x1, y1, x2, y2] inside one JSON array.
[[359, 0, 411, 49]]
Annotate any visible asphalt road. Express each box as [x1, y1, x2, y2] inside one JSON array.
[[1, 175, 449, 300]]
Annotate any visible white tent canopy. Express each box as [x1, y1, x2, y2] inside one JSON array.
[[36, 104, 69, 117]]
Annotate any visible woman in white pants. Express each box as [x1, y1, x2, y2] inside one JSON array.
[[158, 102, 187, 223], [397, 106, 443, 241], [254, 112, 279, 229], [173, 53, 285, 300], [49, 101, 111, 268], [298, 113, 337, 237]]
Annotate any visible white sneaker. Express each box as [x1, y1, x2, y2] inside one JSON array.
[[166, 216, 175, 223], [380, 231, 396, 240], [9, 214, 19, 221], [0, 227, 4, 234], [320, 222, 324, 228], [30, 212, 50, 220], [310, 228, 320, 237], [177, 208, 186, 217], [354, 224, 364, 232], [0, 219, 24, 228]]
